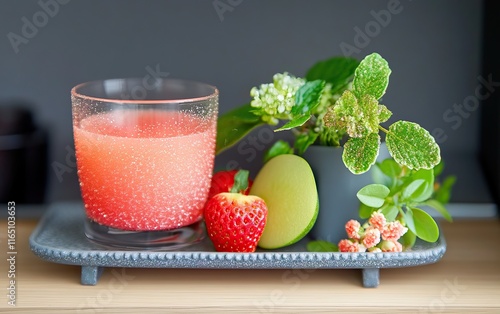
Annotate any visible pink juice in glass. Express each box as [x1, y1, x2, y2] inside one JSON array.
[[74, 110, 216, 231]]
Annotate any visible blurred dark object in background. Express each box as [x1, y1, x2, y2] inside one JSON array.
[[480, 0, 500, 212], [0, 104, 48, 203]]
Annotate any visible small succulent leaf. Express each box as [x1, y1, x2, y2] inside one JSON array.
[[359, 203, 377, 219], [263, 140, 294, 163], [357, 183, 390, 208], [402, 179, 427, 202], [275, 114, 311, 132], [305, 56, 359, 94], [381, 204, 399, 221], [343, 133, 381, 174], [404, 207, 416, 235], [307, 240, 338, 252], [411, 168, 434, 202], [292, 80, 326, 116], [423, 199, 453, 222], [294, 130, 319, 155], [216, 104, 264, 154], [386, 121, 441, 170], [378, 104, 392, 123], [409, 207, 439, 242], [371, 163, 392, 186], [353, 53, 391, 100], [373, 160, 401, 191], [378, 158, 402, 178], [401, 229, 417, 249]]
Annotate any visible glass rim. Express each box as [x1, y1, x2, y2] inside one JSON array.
[[71, 78, 219, 104]]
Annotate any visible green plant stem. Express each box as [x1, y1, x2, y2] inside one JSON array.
[[378, 125, 389, 134]]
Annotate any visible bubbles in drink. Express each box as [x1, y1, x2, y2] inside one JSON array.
[[74, 110, 216, 231]]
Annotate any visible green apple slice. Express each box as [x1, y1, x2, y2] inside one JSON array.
[[250, 154, 318, 249]]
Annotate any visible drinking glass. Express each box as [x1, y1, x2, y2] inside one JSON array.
[[71, 78, 218, 249]]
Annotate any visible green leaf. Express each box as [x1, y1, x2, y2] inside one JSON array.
[[423, 199, 453, 222], [223, 103, 262, 123], [263, 140, 294, 163], [329, 91, 380, 138], [306, 56, 359, 94], [358, 94, 381, 135], [402, 179, 426, 202], [378, 158, 402, 178], [401, 229, 417, 249], [357, 183, 390, 208], [386, 121, 441, 170], [294, 130, 319, 155], [404, 207, 416, 234], [381, 204, 399, 221], [326, 90, 356, 134], [343, 133, 380, 174], [216, 104, 264, 154], [434, 175, 456, 205], [230, 170, 249, 193], [371, 164, 392, 186], [353, 53, 391, 100], [373, 159, 401, 190], [411, 168, 434, 202], [291, 80, 325, 116], [274, 114, 311, 131], [307, 240, 338, 252], [359, 203, 377, 219], [406, 207, 439, 243], [378, 104, 392, 123]]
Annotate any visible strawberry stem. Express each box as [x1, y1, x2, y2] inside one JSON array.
[[230, 170, 249, 193]]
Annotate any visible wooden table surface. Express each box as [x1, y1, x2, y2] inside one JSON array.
[[1, 218, 499, 313]]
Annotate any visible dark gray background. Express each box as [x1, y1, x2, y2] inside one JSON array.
[[0, 0, 486, 203]]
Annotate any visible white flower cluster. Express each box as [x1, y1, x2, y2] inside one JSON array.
[[250, 72, 305, 125]]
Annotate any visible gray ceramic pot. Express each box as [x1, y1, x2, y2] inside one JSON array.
[[302, 143, 389, 244]]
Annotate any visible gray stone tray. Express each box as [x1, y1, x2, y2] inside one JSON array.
[[29, 203, 446, 288]]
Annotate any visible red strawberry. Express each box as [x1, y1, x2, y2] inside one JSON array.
[[204, 170, 267, 252], [207, 170, 253, 200]]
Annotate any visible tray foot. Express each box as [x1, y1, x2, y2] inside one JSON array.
[[81, 266, 104, 285], [362, 268, 379, 288]]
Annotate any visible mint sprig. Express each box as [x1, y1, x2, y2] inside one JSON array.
[[324, 53, 441, 174], [215, 52, 442, 177]]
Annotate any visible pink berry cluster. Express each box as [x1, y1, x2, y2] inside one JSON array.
[[338, 212, 408, 253]]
